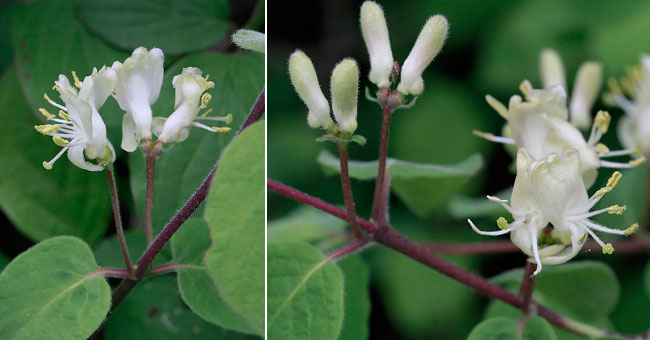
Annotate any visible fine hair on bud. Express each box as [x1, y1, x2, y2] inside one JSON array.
[[397, 15, 448, 96], [288, 50, 333, 129], [360, 1, 394, 88], [331, 58, 360, 134]]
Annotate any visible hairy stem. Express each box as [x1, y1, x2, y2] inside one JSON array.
[[337, 142, 362, 239], [326, 240, 368, 261], [268, 180, 639, 338], [370, 105, 393, 225], [145, 154, 156, 245], [106, 168, 133, 274], [110, 87, 265, 311], [519, 262, 536, 315]]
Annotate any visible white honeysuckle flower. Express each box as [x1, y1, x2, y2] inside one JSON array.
[[112, 47, 164, 151], [609, 55, 650, 154], [397, 15, 448, 96], [35, 68, 117, 171], [330, 58, 359, 134], [468, 149, 638, 275], [477, 80, 644, 188], [288, 50, 334, 130], [155, 67, 222, 144], [569, 62, 603, 130], [360, 1, 394, 88], [540, 49, 566, 90]]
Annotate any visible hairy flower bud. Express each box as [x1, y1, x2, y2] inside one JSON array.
[[539, 49, 566, 90], [331, 59, 359, 133], [288, 50, 333, 129], [570, 61, 602, 129], [360, 1, 393, 88], [397, 15, 448, 96]]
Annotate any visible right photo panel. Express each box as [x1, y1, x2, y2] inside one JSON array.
[[267, 1, 650, 339]]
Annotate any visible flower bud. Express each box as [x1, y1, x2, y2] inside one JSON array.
[[569, 61, 602, 129], [288, 50, 333, 129], [539, 49, 566, 90], [397, 15, 448, 96], [360, 1, 393, 88], [331, 58, 359, 133]]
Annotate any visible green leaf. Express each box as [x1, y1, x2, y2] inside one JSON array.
[[268, 206, 347, 244], [79, 0, 232, 55], [171, 218, 258, 335], [0, 236, 110, 340], [491, 261, 619, 322], [467, 317, 518, 340], [129, 52, 264, 235], [268, 242, 344, 340], [232, 29, 265, 54], [11, 0, 129, 143], [522, 316, 558, 340], [203, 122, 265, 334], [104, 275, 251, 340], [317, 150, 482, 217], [0, 252, 8, 270], [338, 255, 371, 340], [93, 229, 171, 268], [0, 68, 111, 243]]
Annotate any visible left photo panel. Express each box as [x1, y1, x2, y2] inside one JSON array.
[[0, 0, 265, 339]]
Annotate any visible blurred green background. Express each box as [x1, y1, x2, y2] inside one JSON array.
[[267, 0, 650, 339], [0, 0, 263, 338]]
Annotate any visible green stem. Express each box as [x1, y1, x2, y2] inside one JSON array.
[[106, 168, 133, 274]]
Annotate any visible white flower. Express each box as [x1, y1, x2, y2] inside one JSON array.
[[468, 149, 638, 275], [155, 67, 221, 144], [35, 68, 116, 171], [112, 47, 164, 151], [330, 58, 359, 134], [360, 1, 394, 88], [478, 81, 644, 188], [288, 50, 333, 130], [610, 55, 650, 154], [397, 15, 448, 96], [539, 49, 602, 130]]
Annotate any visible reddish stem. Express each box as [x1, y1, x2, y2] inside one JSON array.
[[337, 143, 362, 239], [325, 240, 368, 261], [519, 262, 536, 315], [370, 105, 393, 225], [106, 168, 133, 274], [145, 154, 156, 245]]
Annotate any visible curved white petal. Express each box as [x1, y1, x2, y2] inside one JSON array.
[[121, 112, 139, 152], [67, 145, 104, 171]]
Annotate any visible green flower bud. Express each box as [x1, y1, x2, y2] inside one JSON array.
[[331, 58, 359, 134]]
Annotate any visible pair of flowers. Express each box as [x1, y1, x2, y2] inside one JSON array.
[[35, 47, 227, 171], [471, 50, 644, 275], [288, 1, 448, 137]]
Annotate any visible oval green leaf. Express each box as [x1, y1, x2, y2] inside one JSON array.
[[268, 242, 344, 340], [0, 236, 110, 340], [467, 317, 519, 340], [338, 255, 371, 340]]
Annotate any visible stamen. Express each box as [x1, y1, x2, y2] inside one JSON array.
[[624, 223, 639, 236], [58, 110, 71, 121], [485, 95, 508, 118], [191, 121, 218, 132], [34, 124, 60, 135], [212, 126, 231, 133], [71, 71, 81, 88], [52, 85, 61, 93], [600, 160, 633, 169], [594, 110, 611, 134], [467, 219, 516, 236], [607, 171, 622, 188], [486, 195, 515, 214], [200, 108, 214, 117], [43, 147, 68, 170], [39, 108, 55, 120], [607, 205, 626, 215], [200, 93, 212, 109], [472, 130, 515, 144], [519, 80, 533, 99], [629, 157, 646, 167], [496, 217, 509, 230], [582, 226, 615, 254], [52, 136, 69, 146], [595, 143, 609, 155], [43, 93, 66, 111], [205, 74, 210, 81], [569, 205, 625, 220]]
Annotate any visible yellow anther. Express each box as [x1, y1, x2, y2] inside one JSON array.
[[496, 217, 509, 230], [519, 80, 533, 98], [52, 85, 60, 93], [606, 171, 622, 189], [624, 223, 639, 236], [39, 108, 55, 120], [577, 233, 587, 244], [212, 126, 231, 133], [608, 77, 622, 95], [205, 74, 210, 81], [602, 243, 615, 255], [629, 156, 646, 167], [58, 110, 71, 121], [52, 136, 69, 146], [42, 161, 53, 170], [44, 93, 54, 103], [594, 110, 611, 133], [485, 95, 508, 118], [595, 143, 610, 154], [594, 187, 611, 197], [71, 71, 81, 88], [607, 205, 626, 215], [200, 108, 214, 117], [34, 124, 60, 135], [224, 113, 233, 124], [200, 93, 212, 109], [206, 81, 215, 89]]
